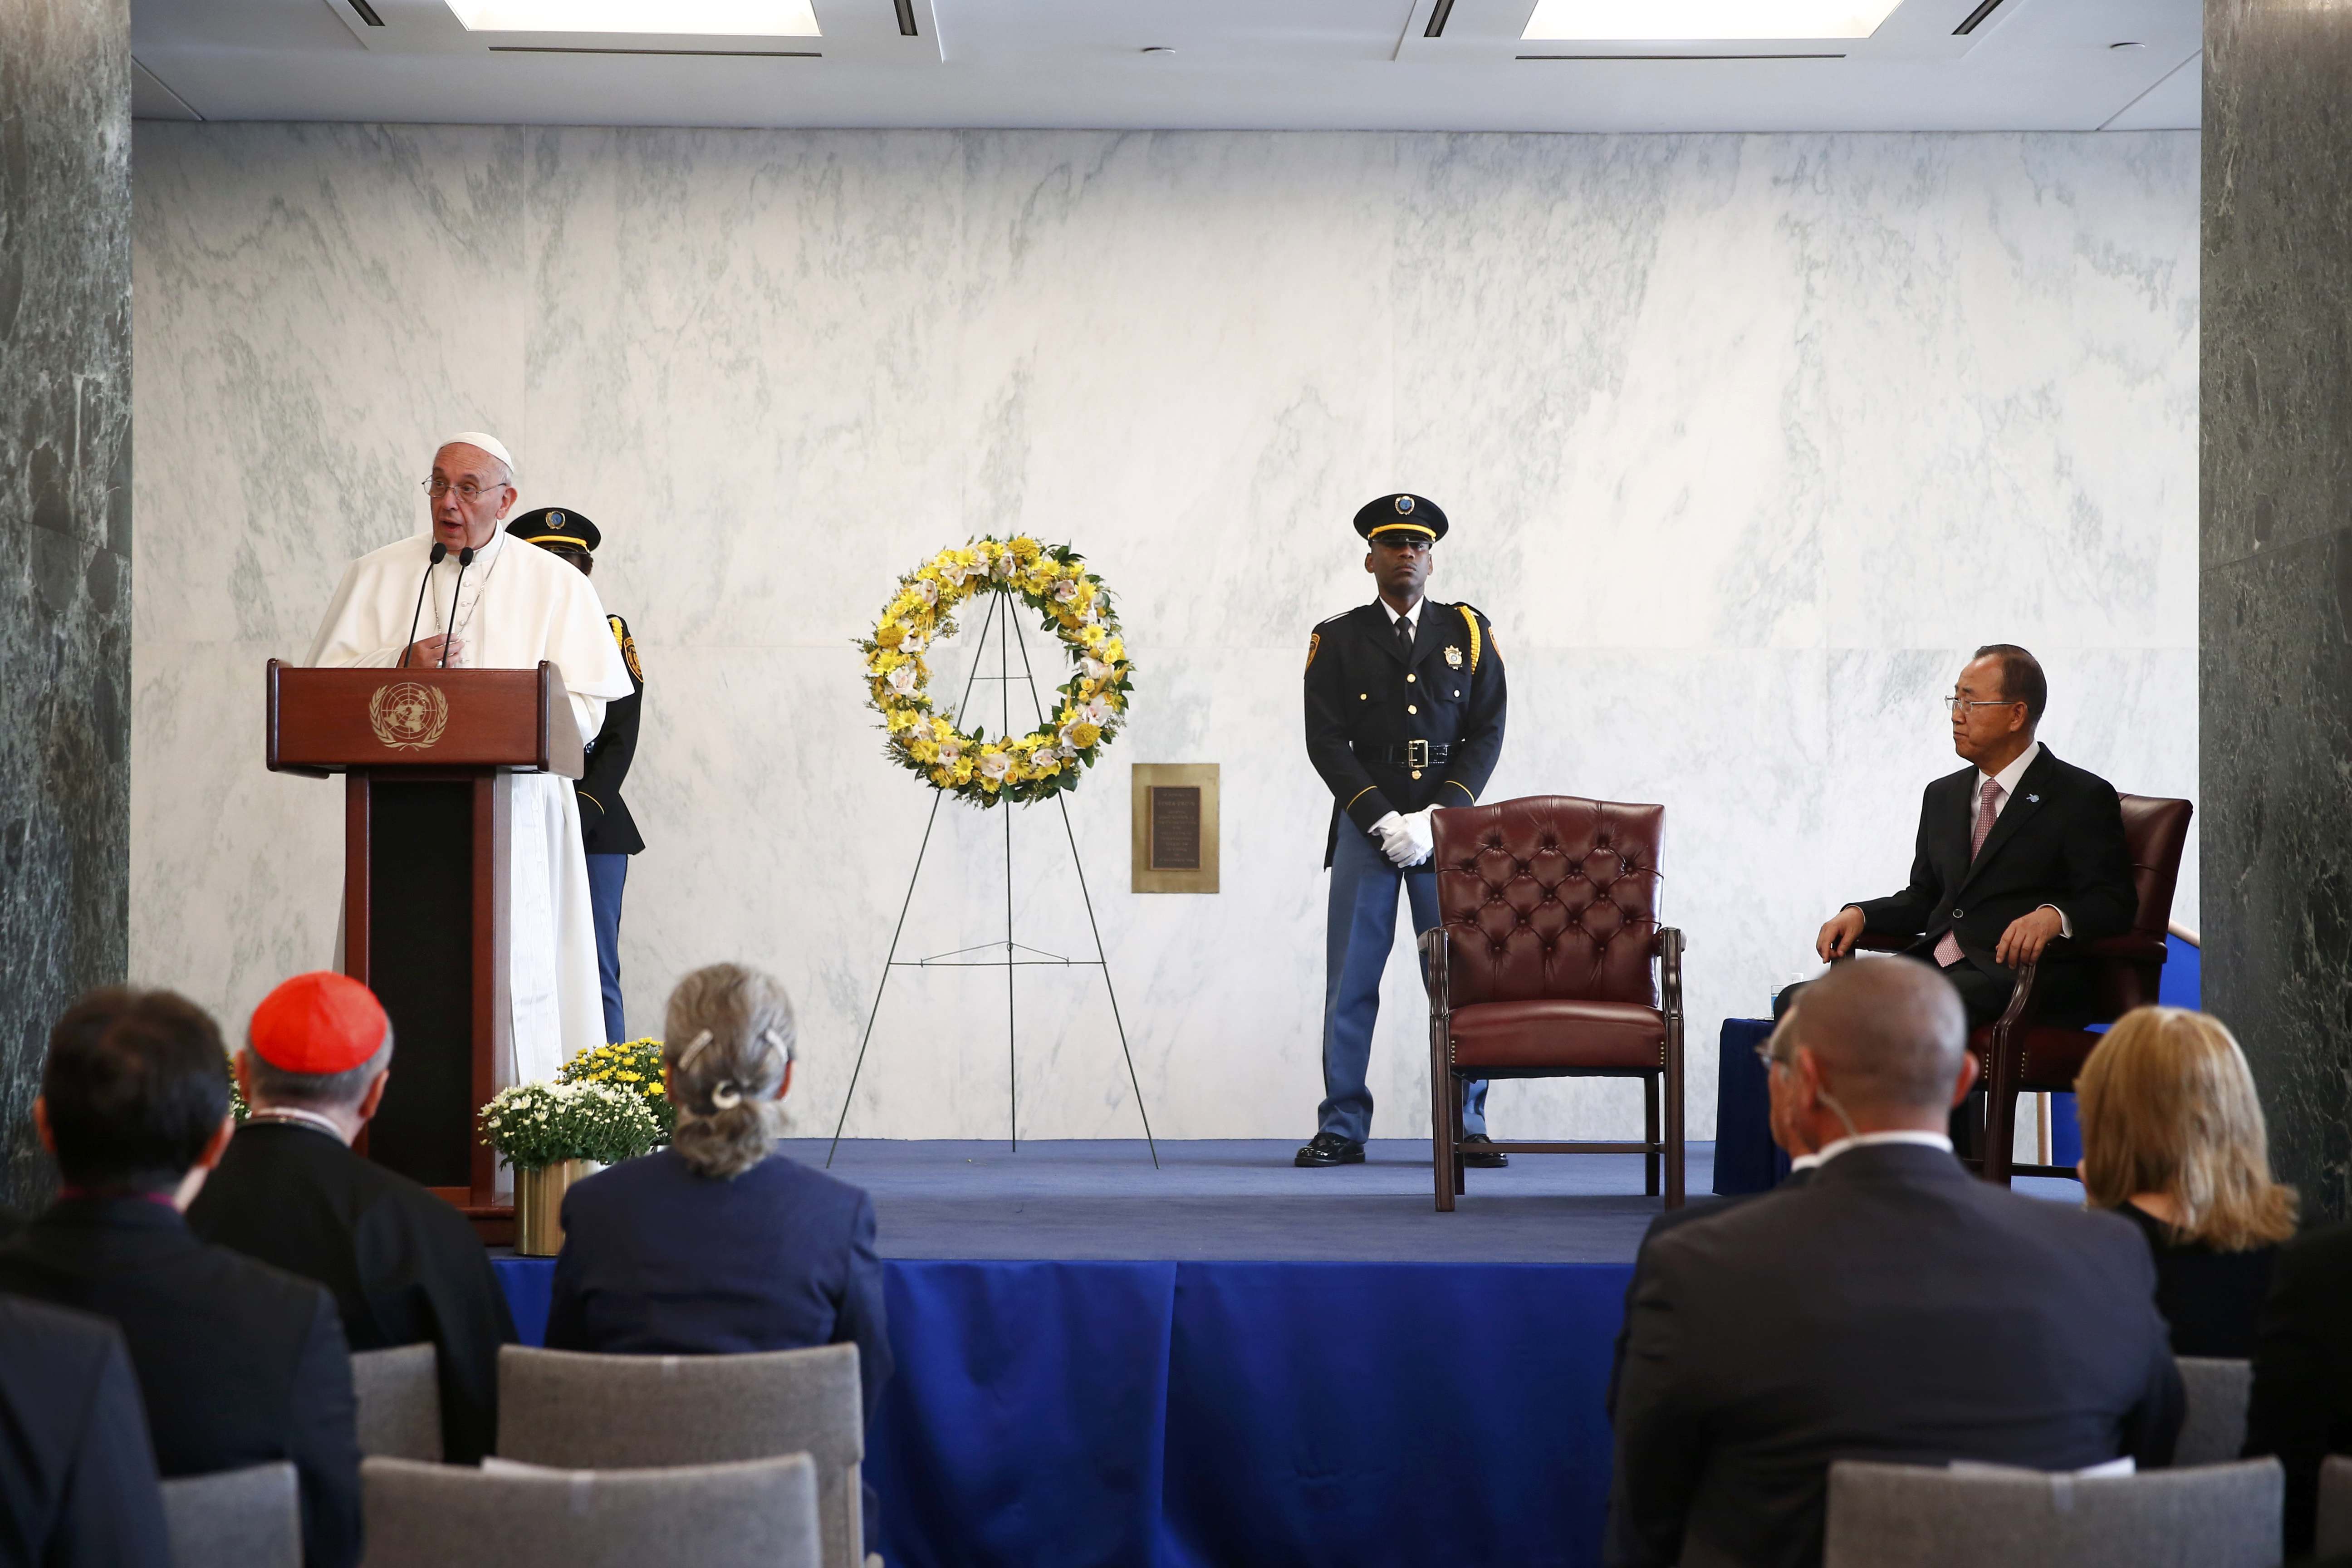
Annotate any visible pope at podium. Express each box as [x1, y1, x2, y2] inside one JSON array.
[[303, 433, 631, 1083]]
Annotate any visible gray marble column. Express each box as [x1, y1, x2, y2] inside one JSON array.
[[0, 0, 132, 1211], [2202, 0, 2352, 1219]]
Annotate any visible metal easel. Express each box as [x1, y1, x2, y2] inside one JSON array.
[[825, 586, 1159, 1167]]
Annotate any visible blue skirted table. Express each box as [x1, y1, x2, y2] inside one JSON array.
[[497, 1254, 1635, 1568]]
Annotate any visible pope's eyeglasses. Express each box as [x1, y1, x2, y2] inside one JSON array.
[[422, 477, 507, 503]]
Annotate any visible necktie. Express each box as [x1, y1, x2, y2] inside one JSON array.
[[1395, 613, 1414, 655], [1933, 777, 2004, 966]]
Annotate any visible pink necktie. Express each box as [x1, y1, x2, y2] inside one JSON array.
[[1933, 778, 2003, 967]]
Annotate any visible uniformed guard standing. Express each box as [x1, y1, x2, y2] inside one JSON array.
[[1298, 494, 1508, 1168], [507, 508, 644, 1044]]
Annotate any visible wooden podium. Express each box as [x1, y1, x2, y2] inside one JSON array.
[[266, 659, 583, 1238]]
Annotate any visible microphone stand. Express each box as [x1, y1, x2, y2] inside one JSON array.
[[440, 546, 475, 668], [398, 542, 448, 668]]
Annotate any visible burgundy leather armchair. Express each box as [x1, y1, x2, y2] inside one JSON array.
[[1420, 796, 1685, 1212]]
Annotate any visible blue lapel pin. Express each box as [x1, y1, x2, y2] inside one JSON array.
[[2026, 794, 2039, 804]]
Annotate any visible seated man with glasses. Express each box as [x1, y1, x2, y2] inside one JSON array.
[[1802, 643, 2135, 1045]]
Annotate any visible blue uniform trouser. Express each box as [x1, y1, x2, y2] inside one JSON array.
[[584, 852, 629, 1044], [1319, 821, 1488, 1143]]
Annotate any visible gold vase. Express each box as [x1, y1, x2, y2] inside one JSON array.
[[513, 1160, 601, 1256]]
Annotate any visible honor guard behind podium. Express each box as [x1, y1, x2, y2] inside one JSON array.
[[1298, 494, 1509, 1171], [508, 508, 644, 1046]]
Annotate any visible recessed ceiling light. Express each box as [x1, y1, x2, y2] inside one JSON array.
[[1522, 0, 1901, 40], [446, 0, 819, 35]]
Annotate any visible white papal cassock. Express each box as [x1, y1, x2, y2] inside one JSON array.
[[305, 523, 633, 1088]]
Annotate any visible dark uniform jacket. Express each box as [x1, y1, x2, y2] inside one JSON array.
[[1608, 1144, 2181, 1568], [0, 1198, 363, 1568], [0, 1295, 171, 1568], [1304, 598, 1508, 866], [187, 1121, 517, 1465], [1851, 746, 2135, 1023], [578, 612, 644, 856]]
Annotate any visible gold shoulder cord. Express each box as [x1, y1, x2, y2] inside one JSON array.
[[1457, 606, 1481, 671]]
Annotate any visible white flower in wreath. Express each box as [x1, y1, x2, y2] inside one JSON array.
[[990, 551, 1015, 578], [978, 751, 1014, 784], [900, 630, 928, 654], [936, 736, 964, 765], [886, 662, 920, 696], [1079, 695, 1114, 726], [1081, 655, 1112, 682], [916, 578, 939, 606], [937, 558, 970, 588], [1052, 579, 1080, 605]]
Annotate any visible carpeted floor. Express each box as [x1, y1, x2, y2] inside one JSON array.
[[785, 1137, 2087, 1264]]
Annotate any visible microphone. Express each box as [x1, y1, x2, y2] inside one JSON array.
[[440, 546, 475, 668], [398, 542, 449, 668]]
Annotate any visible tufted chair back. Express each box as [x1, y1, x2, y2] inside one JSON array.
[[1433, 796, 1664, 1010]]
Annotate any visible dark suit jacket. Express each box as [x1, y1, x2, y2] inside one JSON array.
[[545, 1149, 892, 1421], [1303, 599, 1507, 866], [0, 1294, 171, 1568], [1852, 746, 2135, 1020], [2244, 1220, 2352, 1554], [187, 1122, 517, 1464], [1609, 1143, 2182, 1568], [1606, 1170, 1817, 1423], [0, 1199, 363, 1568]]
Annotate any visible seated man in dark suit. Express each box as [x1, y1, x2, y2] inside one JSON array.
[[0, 1295, 172, 1568], [0, 988, 362, 1568], [189, 972, 516, 1465], [1607, 958, 2182, 1568], [1811, 643, 2136, 1029], [2244, 1219, 2352, 1554]]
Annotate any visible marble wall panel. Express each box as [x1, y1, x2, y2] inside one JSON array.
[[133, 125, 2198, 1142], [2, 0, 130, 1208], [2202, 0, 2352, 1217]]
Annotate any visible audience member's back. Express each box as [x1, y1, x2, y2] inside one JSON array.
[[0, 987, 363, 1568], [1608, 959, 2182, 1568], [0, 1294, 172, 1568], [544, 963, 891, 1406]]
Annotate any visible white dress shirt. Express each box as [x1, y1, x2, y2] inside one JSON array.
[[1971, 740, 2072, 938], [1813, 1129, 1955, 1166]]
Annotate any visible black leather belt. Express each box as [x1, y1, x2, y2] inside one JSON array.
[[1356, 741, 1452, 767]]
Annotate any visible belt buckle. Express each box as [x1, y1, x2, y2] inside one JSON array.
[[1406, 739, 1430, 770]]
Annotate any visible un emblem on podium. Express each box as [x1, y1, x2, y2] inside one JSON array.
[[368, 681, 449, 751]]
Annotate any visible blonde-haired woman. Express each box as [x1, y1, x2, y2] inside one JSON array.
[[545, 964, 892, 1534], [2076, 1005, 2297, 1357]]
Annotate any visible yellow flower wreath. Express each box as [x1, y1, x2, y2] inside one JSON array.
[[859, 537, 1133, 808]]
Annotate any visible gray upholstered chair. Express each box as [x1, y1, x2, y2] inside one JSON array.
[[361, 1454, 820, 1568], [352, 1342, 443, 1461], [496, 1343, 864, 1568], [1823, 1458, 2284, 1568], [2175, 1357, 2255, 1467], [159, 1461, 301, 1568], [2318, 1455, 2352, 1558]]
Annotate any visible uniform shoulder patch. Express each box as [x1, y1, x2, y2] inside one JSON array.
[[609, 615, 642, 683], [1305, 630, 1322, 673]]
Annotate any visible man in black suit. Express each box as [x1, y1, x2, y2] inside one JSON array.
[[2244, 1220, 2352, 1553], [1607, 958, 2181, 1568], [189, 972, 516, 1465], [0, 988, 362, 1568], [0, 1295, 172, 1568], [1812, 643, 2136, 1028]]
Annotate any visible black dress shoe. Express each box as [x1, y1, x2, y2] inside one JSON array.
[[1460, 1132, 1509, 1168], [1295, 1132, 1366, 1167]]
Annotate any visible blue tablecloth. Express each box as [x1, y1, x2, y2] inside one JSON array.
[[497, 1255, 1633, 1568]]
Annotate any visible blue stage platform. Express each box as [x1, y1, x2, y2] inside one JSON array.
[[495, 1137, 1727, 1568]]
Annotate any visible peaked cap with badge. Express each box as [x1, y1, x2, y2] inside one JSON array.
[[506, 506, 601, 554], [1308, 496, 1504, 867], [1352, 492, 1450, 546]]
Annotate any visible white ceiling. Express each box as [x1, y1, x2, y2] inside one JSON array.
[[129, 0, 2203, 133]]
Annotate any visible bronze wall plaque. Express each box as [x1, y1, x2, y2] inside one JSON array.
[[1131, 764, 1219, 893]]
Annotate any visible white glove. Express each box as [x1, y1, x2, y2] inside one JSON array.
[[1397, 807, 1436, 867], [1371, 811, 1419, 868]]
